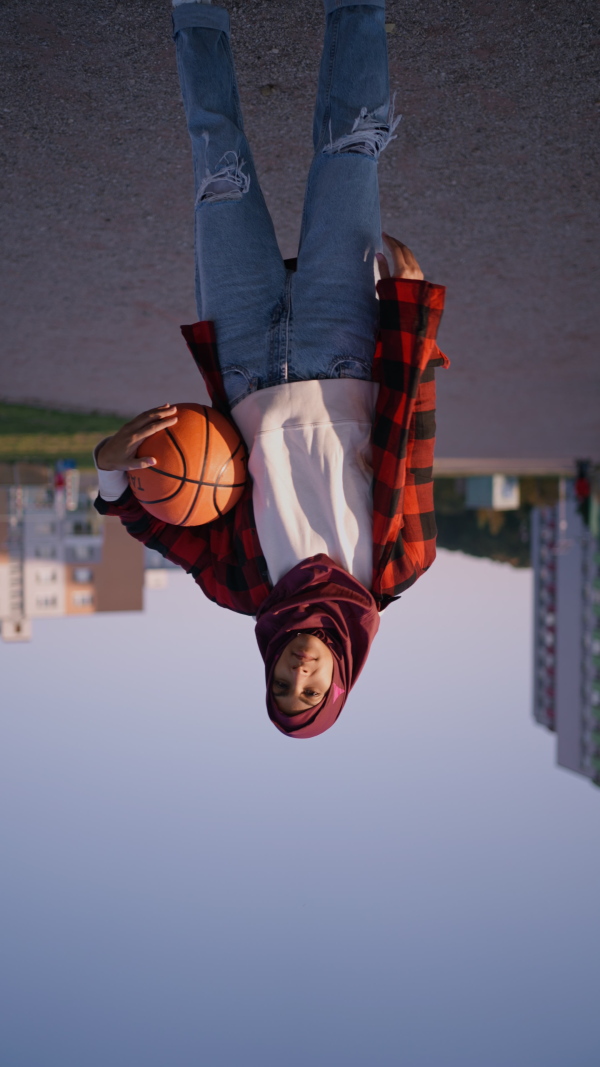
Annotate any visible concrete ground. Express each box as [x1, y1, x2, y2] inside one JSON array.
[[1, 0, 598, 460]]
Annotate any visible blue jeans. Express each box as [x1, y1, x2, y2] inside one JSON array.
[[173, 0, 396, 408]]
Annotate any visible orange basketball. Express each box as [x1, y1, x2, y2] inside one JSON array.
[[128, 403, 247, 526]]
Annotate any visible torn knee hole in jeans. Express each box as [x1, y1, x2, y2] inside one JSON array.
[[196, 143, 251, 204], [323, 97, 401, 160]]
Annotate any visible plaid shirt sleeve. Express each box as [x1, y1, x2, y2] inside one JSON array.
[[93, 318, 272, 616], [94, 484, 271, 615], [371, 277, 448, 609]]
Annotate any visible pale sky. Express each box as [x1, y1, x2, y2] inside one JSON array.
[[1, 550, 598, 1067]]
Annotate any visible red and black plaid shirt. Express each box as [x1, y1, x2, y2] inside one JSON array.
[[95, 277, 448, 614]]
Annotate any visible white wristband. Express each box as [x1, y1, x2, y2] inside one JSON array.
[[93, 440, 129, 502]]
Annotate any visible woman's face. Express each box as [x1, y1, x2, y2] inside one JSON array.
[[272, 633, 334, 715]]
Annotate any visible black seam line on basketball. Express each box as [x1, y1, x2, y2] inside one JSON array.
[[212, 481, 246, 514], [212, 445, 242, 518], [180, 410, 210, 525], [137, 479, 188, 505], [145, 466, 244, 488], [166, 428, 187, 481], [135, 428, 188, 506]]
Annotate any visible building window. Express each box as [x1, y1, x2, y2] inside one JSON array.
[[35, 523, 56, 537], [72, 567, 93, 584], [35, 545, 57, 560], [35, 596, 57, 608], [67, 544, 98, 562], [35, 569, 58, 584], [70, 521, 93, 536], [72, 591, 93, 607]]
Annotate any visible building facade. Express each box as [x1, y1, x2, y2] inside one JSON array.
[[0, 472, 145, 642], [532, 483, 600, 786]]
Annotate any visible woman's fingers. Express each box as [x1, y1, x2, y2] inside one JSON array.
[[147, 403, 178, 419], [381, 233, 424, 280], [126, 456, 157, 470], [403, 245, 421, 272], [382, 232, 408, 271], [138, 404, 177, 424], [375, 252, 390, 279], [131, 414, 178, 444], [97, 405, 179, 471], [126, 404, 178, 433]]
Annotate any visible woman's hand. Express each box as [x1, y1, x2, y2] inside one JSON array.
[[376, 233, 424, 281], [96, 404, 178, 472]]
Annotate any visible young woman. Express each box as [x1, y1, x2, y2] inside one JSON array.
[[94, 0, 448, 738]]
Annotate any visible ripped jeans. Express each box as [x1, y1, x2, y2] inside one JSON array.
[[172, 0, 396, 408]]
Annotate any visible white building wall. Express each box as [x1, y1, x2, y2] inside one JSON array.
[[23, 561, 66, 617]]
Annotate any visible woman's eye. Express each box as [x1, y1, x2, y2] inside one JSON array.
[[304, 690, 318, 698]]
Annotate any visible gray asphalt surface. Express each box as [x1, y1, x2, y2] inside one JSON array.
[[1, 0, 599, 459]]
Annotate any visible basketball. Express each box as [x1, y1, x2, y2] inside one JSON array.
[[128, 403, 247, 526]]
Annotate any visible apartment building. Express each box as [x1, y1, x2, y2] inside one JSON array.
[[0, 473, 144, 642], [532, 484, 600, 786]]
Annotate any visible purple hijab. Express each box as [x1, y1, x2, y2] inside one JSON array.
[[255, 555, 380, 739]]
